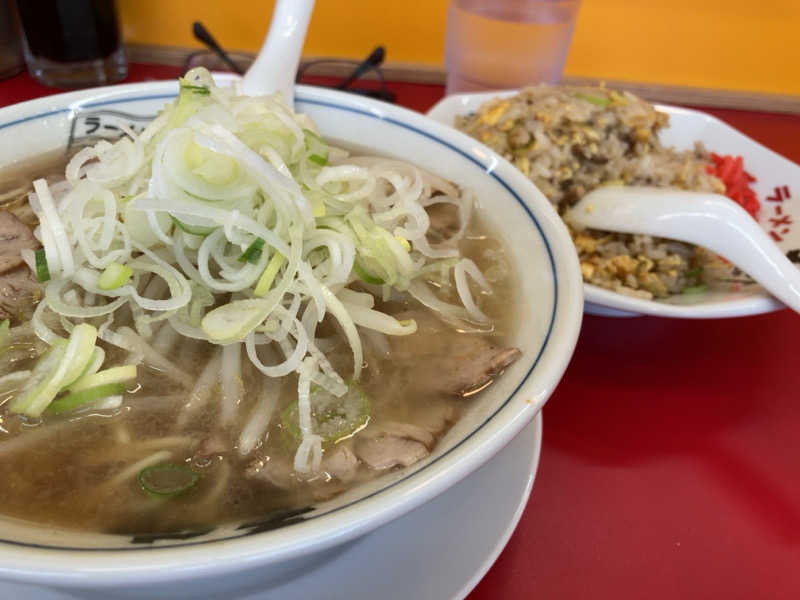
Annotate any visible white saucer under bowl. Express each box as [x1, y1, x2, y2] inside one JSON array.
[[0, 415, 543, 600]]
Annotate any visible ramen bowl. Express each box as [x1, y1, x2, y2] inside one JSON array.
[[0, 78, 583, 598]]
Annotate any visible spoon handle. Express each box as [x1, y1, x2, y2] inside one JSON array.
[[242, 0, 315, 102], [570, 186, 800, 313]]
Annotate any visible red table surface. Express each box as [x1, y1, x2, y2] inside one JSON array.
[[3, 66, 800, 600]]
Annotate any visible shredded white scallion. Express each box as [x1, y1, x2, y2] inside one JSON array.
[[9, 67, 496, 477]]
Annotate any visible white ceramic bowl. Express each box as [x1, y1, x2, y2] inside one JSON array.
[[0, 78, 583, 598], [428, 90, 800, 319]]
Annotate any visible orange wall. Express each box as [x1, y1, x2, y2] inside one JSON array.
[[118, 0, 800, 95]]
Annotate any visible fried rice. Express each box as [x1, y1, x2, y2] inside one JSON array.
[[455, 84, 730, 300]]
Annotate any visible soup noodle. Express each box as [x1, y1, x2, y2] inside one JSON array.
[[0, 69, 520, 535]]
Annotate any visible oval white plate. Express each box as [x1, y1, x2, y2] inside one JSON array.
[[0, 415, 542, 600], [428, 90, 800, 318]]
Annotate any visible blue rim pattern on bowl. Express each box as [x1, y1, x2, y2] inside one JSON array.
[[0, 91, 559, 551]]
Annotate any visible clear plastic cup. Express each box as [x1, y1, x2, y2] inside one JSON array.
[[444, 0, 581, 95]]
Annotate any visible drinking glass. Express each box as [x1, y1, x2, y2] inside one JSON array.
[[16, 0, 127, 89], [0, 0, 24, 80], [444, 0, 581, 95]]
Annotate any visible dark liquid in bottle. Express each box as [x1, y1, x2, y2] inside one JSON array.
[[17, 0, 120, 63]]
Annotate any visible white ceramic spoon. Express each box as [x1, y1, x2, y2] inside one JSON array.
[[241, 0, 315, 102], [567, 186, 800, 314]]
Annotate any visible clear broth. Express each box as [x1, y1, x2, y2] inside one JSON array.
[[0, 155, 518, 536]]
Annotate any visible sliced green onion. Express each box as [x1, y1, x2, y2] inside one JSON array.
[[97, 262, 133, 290], [8, 340, 67, 415], [353, 261, 385, 285], [75, 346, 106, 382], [59, 324, 99, 389], [170, 215, 218, 236], [62, 346, 105, 390], [343, 207, 411, 287], [682, 284, 708, 295], [304, 129, 329, 166], [179, 83, 210, 95], [574, 92, 610, 107], [201, 298, 273, 343], [238, 238, 265, 264], [46, 383, 125, 415], [0, 319, 9, 353], [394, 235, 411, 252], [311, 195, 326, 218], [138, 464, 200, 497], [282, 382, 370, 445], [9, 323, 97, 417], [34, 248, 50, 282], [69, 364, 137, 393], [167, 78, 213, 129], [254, 251, 286, 297], [305, 189, 336, 219]]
